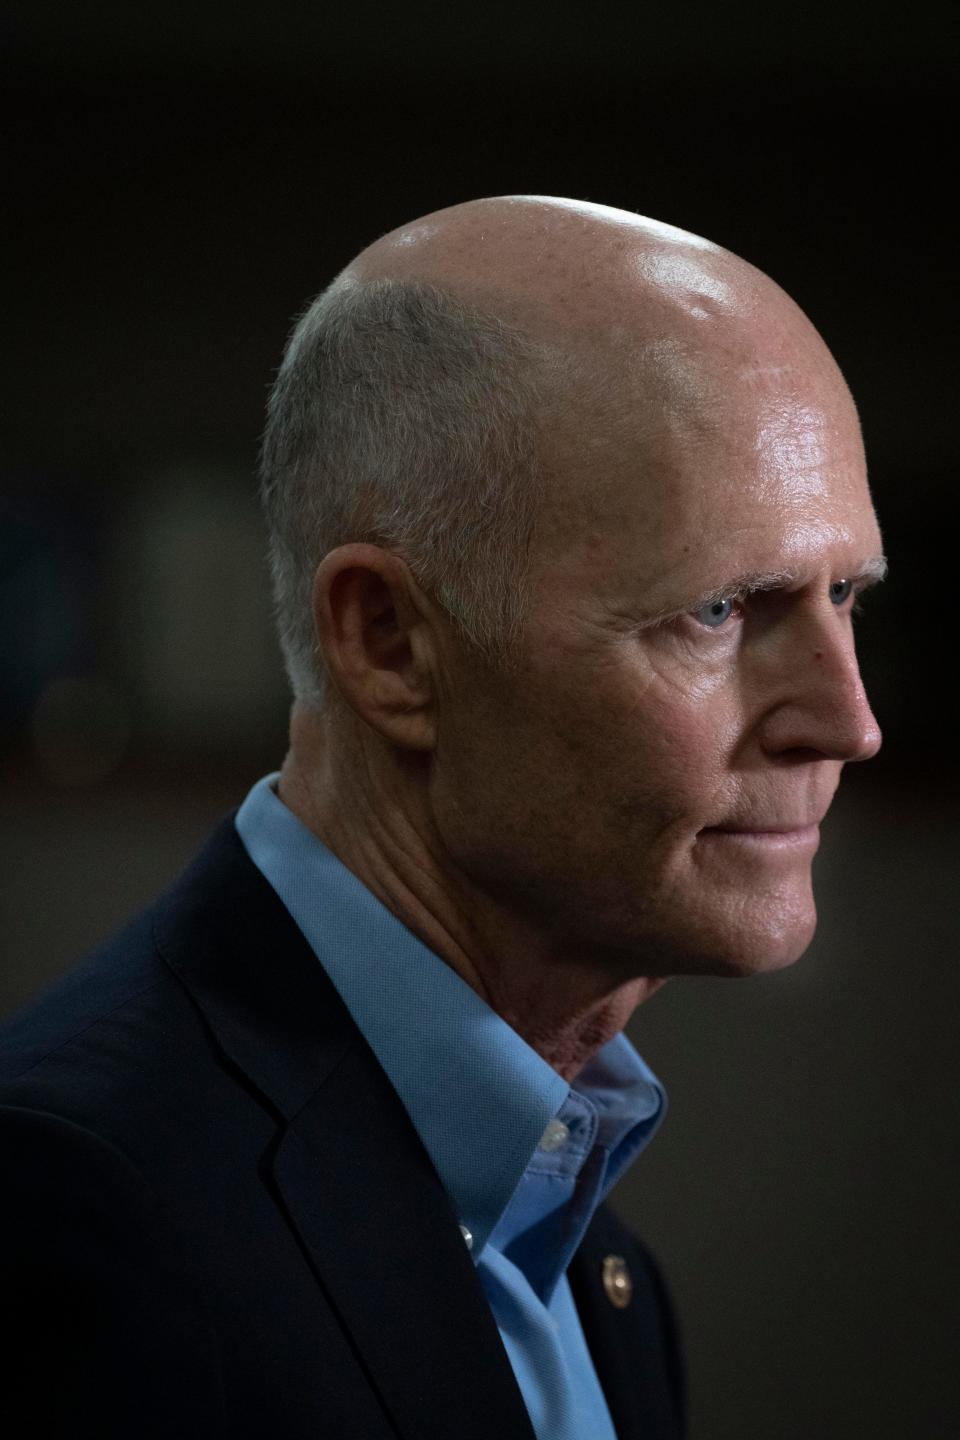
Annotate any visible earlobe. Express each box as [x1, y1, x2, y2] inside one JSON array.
[[313, 545, 439, 751]]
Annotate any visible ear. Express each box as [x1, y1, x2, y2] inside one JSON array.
[[313, 544, 440, 750]]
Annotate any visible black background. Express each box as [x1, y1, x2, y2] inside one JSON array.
[[2, 5, 957, 1437]]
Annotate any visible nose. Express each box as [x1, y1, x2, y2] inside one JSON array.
[[755, 606, 882, 763]]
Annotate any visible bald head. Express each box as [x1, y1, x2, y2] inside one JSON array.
[[343, 195, 819, 364], [262, 195, 866, 713], [343, 196, 854, 494]]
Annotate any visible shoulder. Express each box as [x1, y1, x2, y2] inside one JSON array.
[[0, 814, 261, 1162], [0, 809, 351, 1185], [1, 903, 172, 1082], [0, 822, 258, 1436], [0, 900, 210, 1136]]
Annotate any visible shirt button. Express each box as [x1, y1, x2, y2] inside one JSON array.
[[538, 1119, 570, 1152], [459, 1224, 474, 1251]]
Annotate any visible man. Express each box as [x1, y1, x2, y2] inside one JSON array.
[[1, 196, 884, 1439]]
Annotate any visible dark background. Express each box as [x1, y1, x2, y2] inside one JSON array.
[[1, 4, 957, 1437]]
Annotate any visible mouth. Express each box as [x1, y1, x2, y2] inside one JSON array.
[[699, 824, 821, 850]]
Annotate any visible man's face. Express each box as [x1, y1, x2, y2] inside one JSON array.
[[429, 335, 884, 982]]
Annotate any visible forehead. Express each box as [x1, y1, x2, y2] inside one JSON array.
[[532, 342, 881, 607]]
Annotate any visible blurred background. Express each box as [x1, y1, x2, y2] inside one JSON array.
[[1, 3, 956, 1436]]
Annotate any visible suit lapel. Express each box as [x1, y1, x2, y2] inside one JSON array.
[[156, 818, 536, 1440], [273, 1038, 537, 1440]]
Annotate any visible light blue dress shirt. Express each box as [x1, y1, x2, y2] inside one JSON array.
[[235, 773, 667, 1440]]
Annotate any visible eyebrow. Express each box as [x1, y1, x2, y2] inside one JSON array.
[[635, 554, 888, 629]]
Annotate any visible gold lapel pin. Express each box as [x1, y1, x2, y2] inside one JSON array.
[[602, 1254, 632, 1309]]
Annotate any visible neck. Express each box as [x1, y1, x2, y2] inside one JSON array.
[[278, 704, 666, 1083]]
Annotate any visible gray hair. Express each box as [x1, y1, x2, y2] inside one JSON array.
[[259, 276, 555, 710]]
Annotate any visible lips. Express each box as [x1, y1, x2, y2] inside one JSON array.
[[699, 823, 821, 849], [705, 824, 819, 835], [702, 803, 831, 835]]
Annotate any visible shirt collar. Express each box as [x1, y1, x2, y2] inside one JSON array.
[[235, 772, 666, 1257]]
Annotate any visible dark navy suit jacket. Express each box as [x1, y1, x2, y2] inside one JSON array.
[[0, 816, 685, 1438]]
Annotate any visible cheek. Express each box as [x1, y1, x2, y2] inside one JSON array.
[[590, 666, 744, 830], [450, 635, 745, 853]]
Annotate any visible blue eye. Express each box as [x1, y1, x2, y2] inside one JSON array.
[[694, 597, 734, 628], [829, 578, 853, 606]]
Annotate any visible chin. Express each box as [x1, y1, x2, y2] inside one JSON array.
[[701, 906, 818, 978], [666, 834, 825, 978], [648, 890, 820, 980]]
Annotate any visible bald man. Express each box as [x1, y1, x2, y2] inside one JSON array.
[[0, 197, 884, 1440]]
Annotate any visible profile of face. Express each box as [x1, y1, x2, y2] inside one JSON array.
[[427, 295, 884, 983]]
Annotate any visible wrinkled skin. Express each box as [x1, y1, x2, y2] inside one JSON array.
[[279, 196, 884, 1080]]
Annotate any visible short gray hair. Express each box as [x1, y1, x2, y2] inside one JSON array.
[[259, 276, 554, 710]]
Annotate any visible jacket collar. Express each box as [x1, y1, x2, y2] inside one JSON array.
[[154, 816, 538, 1440]]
